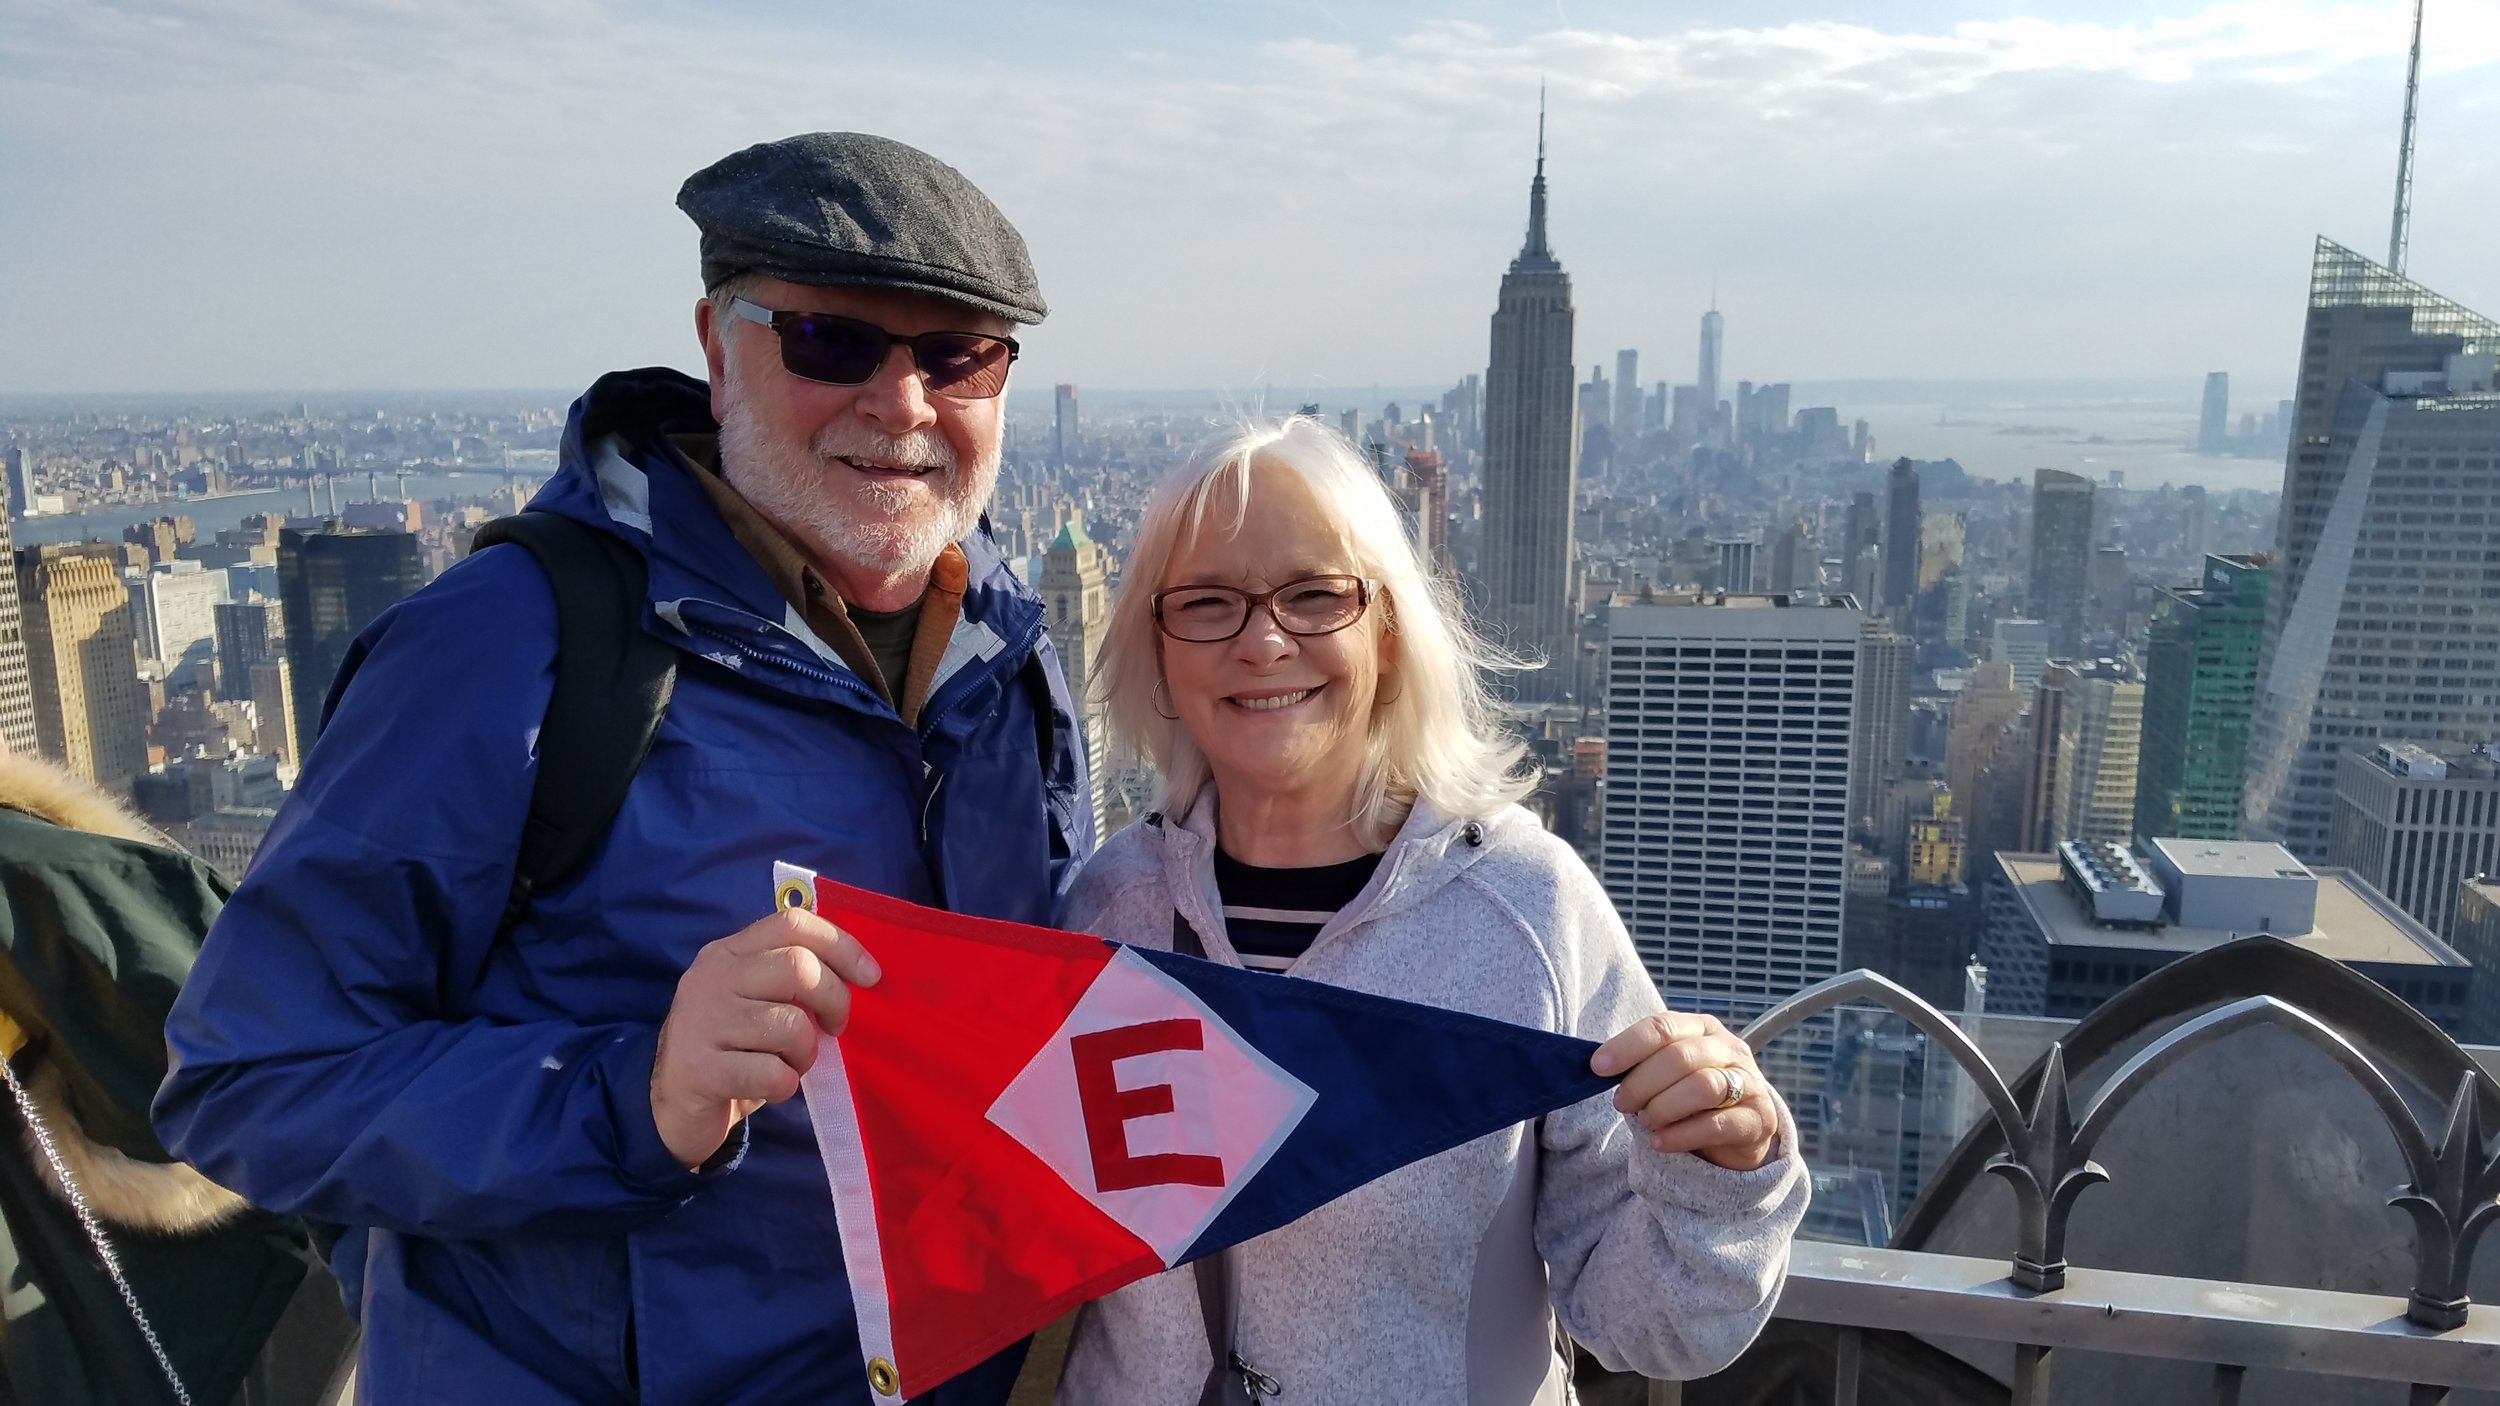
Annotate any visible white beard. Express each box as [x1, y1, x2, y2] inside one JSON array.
[[715, 360, 1000, 576]]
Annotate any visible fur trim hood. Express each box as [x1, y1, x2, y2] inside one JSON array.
[[0, 752, 161, 844]]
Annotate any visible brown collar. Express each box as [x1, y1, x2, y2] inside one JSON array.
[[675, 435, 968, 725]]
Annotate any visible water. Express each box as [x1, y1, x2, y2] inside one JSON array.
[[1782, 377, 2293, 492], [9, 468, 554, 547]]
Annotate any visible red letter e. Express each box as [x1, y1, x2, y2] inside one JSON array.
[[1069, 1019, 1225, 1193]]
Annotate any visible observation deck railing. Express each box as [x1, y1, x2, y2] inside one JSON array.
[[1636, 970, 2500, 1406]]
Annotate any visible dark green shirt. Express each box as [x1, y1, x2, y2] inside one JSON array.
[[847, 595, 926, 706]]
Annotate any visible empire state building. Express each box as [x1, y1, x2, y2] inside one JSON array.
[[1480, 111, 1579, 702]]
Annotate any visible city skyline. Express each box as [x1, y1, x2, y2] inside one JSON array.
[[6, 2, 2498, 395]]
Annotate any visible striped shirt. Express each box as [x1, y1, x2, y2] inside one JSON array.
[[1212, 847, 1384, 972]]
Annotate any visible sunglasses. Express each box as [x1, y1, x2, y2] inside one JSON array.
[[727, 298, 1019, 400]]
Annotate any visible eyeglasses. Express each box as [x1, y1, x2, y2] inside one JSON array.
[[727, 298, 1020, 399], [1151, 576, 1373, 644]]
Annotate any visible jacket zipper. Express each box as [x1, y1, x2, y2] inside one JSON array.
[[682, 615, 888, 711], [690, 605, 1046, 904]]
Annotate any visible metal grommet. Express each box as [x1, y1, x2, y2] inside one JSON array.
[[775, 878, 813, 913], [1462, 821, 1485, 847], [866, 1358, 900, 1396]]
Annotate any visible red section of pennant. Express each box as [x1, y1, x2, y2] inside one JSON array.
[[809, 877, 1164, 1397]]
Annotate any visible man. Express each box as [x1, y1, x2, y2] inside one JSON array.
[[154, 133, 1090, 1404]]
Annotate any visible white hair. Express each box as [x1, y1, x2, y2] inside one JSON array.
[[1097, 417, 1537, 847]]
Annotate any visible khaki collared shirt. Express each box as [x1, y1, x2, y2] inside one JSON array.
[[676, 436, 967, 727]]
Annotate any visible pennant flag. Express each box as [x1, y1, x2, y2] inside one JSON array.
[[773, 864, 1615, 1400]]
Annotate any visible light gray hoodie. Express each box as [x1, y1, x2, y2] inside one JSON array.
[[1053, 798, 1808, 1405]]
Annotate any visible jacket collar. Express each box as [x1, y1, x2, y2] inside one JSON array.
[[1149, 792, 1503, 967]]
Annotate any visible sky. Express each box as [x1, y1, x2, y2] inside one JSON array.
[[3, 0, 2496, 396]]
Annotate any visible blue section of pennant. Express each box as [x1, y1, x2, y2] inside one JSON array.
[[1123, 947, 1616, 1265]]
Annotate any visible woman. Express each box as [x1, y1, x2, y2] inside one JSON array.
[[1055, 418, 1808, 1403]]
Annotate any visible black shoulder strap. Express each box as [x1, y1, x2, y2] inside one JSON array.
[[470, 513, 679, 937]]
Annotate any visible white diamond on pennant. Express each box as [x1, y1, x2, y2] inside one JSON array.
[[987, 946, 1316, 1264]]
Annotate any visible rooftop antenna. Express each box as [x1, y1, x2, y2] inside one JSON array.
[[1520, 77, 1540, 167], [2388, 0, 2425, 273], [1519, 80, 1553, 262]]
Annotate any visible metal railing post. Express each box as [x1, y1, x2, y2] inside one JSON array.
[[2013, 1344, 2052, 1406], [1832, 1326, 1863, 1406]]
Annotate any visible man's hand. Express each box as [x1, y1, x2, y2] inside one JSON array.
[[1591, 1011, 1780, 1172], [649, 908, 881, 1171]]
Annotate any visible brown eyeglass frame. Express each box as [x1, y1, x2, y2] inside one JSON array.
[[1150, 576, 1375, 643]]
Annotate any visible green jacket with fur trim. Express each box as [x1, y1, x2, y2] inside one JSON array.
[[0, 755, 316, 1406]]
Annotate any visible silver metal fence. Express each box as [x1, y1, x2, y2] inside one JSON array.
[[1639, 969, 2500, 1404]]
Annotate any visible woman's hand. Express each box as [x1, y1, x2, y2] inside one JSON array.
[[1592, 1011, 1780, 1172]]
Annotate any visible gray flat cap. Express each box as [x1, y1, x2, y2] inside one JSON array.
[[678, 132, 1046, 324]]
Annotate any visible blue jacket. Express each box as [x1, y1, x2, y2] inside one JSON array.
[[155, 368, 1092, 1404]]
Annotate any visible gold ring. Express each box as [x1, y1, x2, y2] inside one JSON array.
[[775, 878, 813, 913], [1714, 1066, 1747, 1111], [866, 1358, 899, 1396]]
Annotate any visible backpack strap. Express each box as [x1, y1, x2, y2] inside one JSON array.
[[469, 513, 679, 938]]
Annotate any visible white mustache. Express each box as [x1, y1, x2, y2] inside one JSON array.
[[811, 425, 958, 474]]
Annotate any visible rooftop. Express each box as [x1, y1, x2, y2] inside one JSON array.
[[2145, 837, 2316, 883], [1993, 852, 2463, 967], [2352, 739, 2500, 782]]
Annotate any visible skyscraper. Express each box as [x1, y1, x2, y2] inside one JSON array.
[[250, 657, 298, 767], [1612, 349, 1641, 444], [0, 487, 38, 758], [1714, 539, 1757, 594], [1480, 109, 1579, 702], [1697, 304, 1723, 426], [1052, 384, 1080, 469], [2199, 372, 2231, 454], [2028, 469, 2095, 657], [17, 543, 146, 791], [1041, 513, 1113, 839], [280, 528, 425, 749], [2244, 239, 2500, 861], [1882, 458, 1921, 611], [128, 561, 232, 693], [1768, 521, 1815, 597], [1577, 365, 1611, 468], [1598, 594, 1860, 1003], [2134, 553, 2269, 843], [1991, 618, 2051, 693], [214, 594, 287, 703], [1403, 451, 1452, 578], [3, 447, 30, 521], [2330, 742, 2500, 940], [2018, 658, 2143, 851], [1945, 659, 2024, 822], [1850, 627, 1914, 845]]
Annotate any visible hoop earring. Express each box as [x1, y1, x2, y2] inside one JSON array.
[[1376, 673, 1403, 707], [1153, 678, 1180, 720]]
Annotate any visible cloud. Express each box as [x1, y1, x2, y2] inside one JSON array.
[[1, 1, 2493, 393]]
